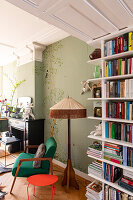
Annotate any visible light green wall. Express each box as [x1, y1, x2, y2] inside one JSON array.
[[17, 61, 35, 100], [3, 61, 34, 105], [35, 61, 44, 119], [2, 60, 44, 119], [43, 36, 99, 173]]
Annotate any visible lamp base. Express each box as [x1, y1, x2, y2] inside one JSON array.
[[62, 159, 79, 190]]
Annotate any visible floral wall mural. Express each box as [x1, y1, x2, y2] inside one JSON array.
[[42, 36, 98, 173]]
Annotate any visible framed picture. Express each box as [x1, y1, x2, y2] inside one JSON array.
[[1, 105, 8, 117], [94, 107, 102, 117], [93, 87, 101, 98]]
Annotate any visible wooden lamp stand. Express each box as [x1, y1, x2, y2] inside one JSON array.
[[62, 119, 79, 190]]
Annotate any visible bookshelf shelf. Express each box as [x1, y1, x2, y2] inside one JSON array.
[[87, 155, 133, 173], [104, 74, 133, 81], [88, 135, 102, 141], [86, 77, 102, 82], [88, 135, 133, 148], [87, 58, 101, 64], [87, 116, 102, 120], [88, 173, 133, 197], [87, 98, 102, 100], [87, 30, 133, 198], [103, 117, 133, 123], [104, 50, 133, 61], [103, 98, 133, 101]]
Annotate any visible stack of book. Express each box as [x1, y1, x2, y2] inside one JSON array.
[[123, 146, 133, 167], [105, 57, 133, 77], [104, 184, 133, 199], [118, 174, 133, 193], [87, 144, 102, 159], [86, 181, 102, 200], [104, 32, 133, 56], [106, 101, 133, 120], [104, 163, 122, 182], [105, 122, 133, 143], [105, 79, 133, 98], [88, 161, 103, 178], [104, 143, 123, 164]]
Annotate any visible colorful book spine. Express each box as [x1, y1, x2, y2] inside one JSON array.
[[129, 32, 132, 51]]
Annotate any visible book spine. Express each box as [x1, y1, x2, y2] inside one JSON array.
[[105, 41, 107, 56], [116, 37, 118, 54], [105, 122, 109, 138], [120, 36, 123, 53], [123, 146, 127, 166], [129, 32, 132, 51]]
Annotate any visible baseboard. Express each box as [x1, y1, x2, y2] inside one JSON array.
[[53, 159, 94, 182]]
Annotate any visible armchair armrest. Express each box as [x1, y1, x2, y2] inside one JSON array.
[[24, 145, 39, 153], [16, 157, 53, 175]]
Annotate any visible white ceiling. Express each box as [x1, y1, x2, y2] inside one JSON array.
[[6, 0, 133, 44], [2, 0, 133, 65], [0, 0, 69, 65]]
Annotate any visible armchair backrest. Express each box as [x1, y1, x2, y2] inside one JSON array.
[[42, 137, 57, 169]]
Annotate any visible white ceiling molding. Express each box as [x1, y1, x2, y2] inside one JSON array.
[[117, 0, 133, 17], [83, 0, 119, 30], [0, 43, 15, 49], [15, 42, 46, 66], [32, 42, 46, 62], [49, 14, 92, 40], [22, 0, 40, 8]]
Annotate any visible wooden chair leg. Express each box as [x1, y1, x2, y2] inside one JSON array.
[[10, 165, 21, 194]]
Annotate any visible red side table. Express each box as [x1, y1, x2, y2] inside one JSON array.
[[26, 174, 58, 200]]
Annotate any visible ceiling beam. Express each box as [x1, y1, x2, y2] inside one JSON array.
[[117, 0, 133, 17], [83, 0, 119, 31]]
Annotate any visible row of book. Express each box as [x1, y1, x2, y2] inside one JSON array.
[[87, 144, 102, 159], [104, 143, 123, 164], [105, 57, 133, 77], [106, 101, 133, 120], [104, 163, 122, 182], [104, 32, 133, 57], [105, 79, 133, 98], [123, 146, 133, 167], [104, 184, 133, 200], [105, 122, 133, 143], [88, 161, 103, 179], [86, 181, 102, 200]]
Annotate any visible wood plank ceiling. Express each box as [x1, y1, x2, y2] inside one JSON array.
[[6, 0, 133, 44]]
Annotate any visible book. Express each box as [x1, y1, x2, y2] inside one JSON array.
[[105, 122, 109, 138], [129, 32, 132, 51], [123, 146, 127, 166], [118, 179, 133, 192], [123, 33, 128, 52]]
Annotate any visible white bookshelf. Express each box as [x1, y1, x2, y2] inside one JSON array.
[[87, 173, 133, 197], [88, 135, 133, 148], [87, 154, 133, 173], [87, 31, 133, 198]]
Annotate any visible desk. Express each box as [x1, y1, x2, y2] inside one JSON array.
[[27, 174, 58, 200], [0, 138, 21, 167]]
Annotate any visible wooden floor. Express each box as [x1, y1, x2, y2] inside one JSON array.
[[0, 151, 90, 200]]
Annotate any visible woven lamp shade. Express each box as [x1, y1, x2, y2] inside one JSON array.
[[50, 97, 86, 119]]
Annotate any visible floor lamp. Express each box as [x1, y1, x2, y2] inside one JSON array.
[[50, 97, 86, 190]]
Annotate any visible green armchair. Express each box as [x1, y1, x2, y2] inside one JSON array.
[[10, 137, 57, 193]]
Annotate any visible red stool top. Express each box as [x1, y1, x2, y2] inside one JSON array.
[[27, 174, 58, 187]]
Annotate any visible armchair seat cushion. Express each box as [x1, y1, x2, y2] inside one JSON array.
[[12, 153, 49, 177]]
